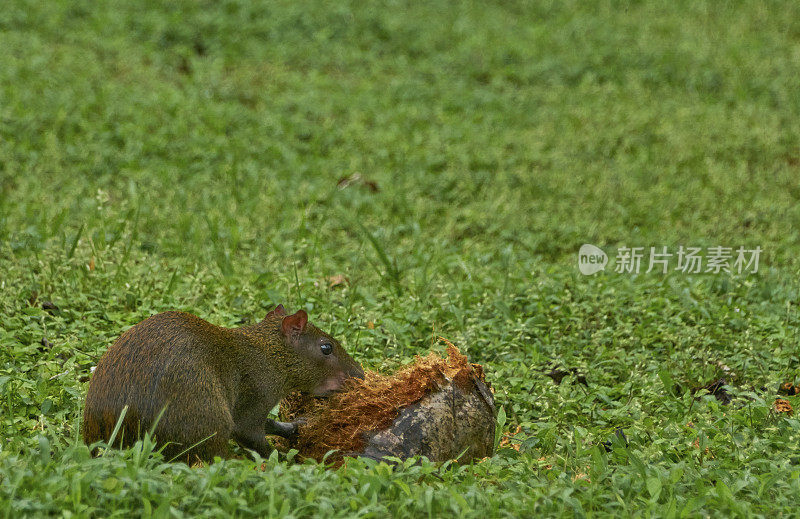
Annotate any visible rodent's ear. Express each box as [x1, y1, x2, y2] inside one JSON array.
[[281, 310, 308, 337], [266, 304, 286, 319]]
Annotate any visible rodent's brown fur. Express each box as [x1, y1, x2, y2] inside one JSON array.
[[82, 306, 363, 463]]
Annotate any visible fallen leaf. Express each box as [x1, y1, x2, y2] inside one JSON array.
[[774, 398, 793, 415], [499, 425, 522, 451], [572, 472, 590, 483], [337, 173, 380, 193], [326, 274, 348, 289], [42, 301, 59, 314], [693, 378, 732, 405], [544, 366, 588, 386]]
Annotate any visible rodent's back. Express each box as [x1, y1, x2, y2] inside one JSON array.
[[82, 311, 234, 448]]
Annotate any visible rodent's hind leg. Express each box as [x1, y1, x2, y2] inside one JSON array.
[[232, 410, 274, 459], [196, 436, 234, 462], [163, 432, 233, 464], [152, 366, 236, 464], [232, 426, 273, 459], [264, 419, 299, 439]]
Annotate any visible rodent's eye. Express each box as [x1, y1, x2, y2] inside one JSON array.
[[320, 342, 333, 355]]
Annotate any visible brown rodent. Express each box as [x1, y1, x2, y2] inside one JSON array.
[[82, 304, 364, 462]]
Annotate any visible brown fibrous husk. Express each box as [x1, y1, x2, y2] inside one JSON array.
[[279, 341, 490, 463]]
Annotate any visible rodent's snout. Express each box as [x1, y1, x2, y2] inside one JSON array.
[[312, 366, 363, 396]]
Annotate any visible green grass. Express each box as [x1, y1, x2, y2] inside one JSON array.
[[2, 0, 800, 516]]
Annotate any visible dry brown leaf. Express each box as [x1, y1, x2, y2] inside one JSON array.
[[326, 274, 348, 289], [572, 472, 590, 483], [336, 173, 380, 193], [774, 398, 794, 415], [499, 425, 522, 452]]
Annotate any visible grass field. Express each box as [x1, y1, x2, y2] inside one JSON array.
[[2, 0, 800, 516]]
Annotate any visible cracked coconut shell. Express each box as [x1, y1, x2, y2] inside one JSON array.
[[278, 343, 495, 464]]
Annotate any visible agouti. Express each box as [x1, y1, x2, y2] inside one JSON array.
[[82, 305, 364, 462]]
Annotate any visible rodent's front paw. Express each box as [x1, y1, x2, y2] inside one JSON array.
[[288, 418, 307, 438]]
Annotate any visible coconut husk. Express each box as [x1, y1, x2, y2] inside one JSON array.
[[278, 342, 495, 464]]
